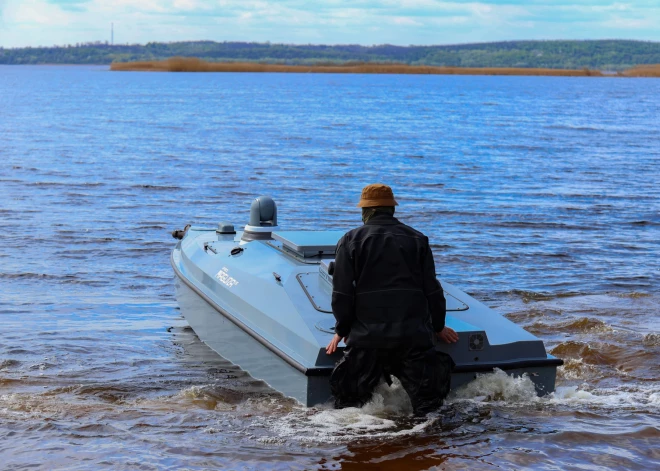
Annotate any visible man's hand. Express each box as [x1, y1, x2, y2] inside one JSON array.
[[437, 326, 459, 344], [326, 333, 346, 355]]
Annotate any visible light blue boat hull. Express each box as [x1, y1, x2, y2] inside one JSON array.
[[171, 226, 562, 406]]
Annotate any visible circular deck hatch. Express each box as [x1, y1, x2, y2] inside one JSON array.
[[315, 319, 336, 334]]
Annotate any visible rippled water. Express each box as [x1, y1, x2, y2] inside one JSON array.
[[1, 65, 659, 470]]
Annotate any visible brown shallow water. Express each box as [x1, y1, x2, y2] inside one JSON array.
[[1, 294, 658, 469], [1, 65, 659, 469]]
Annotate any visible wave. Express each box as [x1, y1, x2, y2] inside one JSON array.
[[506, 289, 586, 301], [629, 220, 660, 226], [134, 225, 166, 230], [528, 317, 612, 336], [25, 181, 105, 188], [0, 272, 77, 280], [174, 381, 282, 411], [643, 333, 660, 347], [498, 144, 545, 151], [549, 426, 660, 442], [257, 368, 660, 444], [450, 369, 660, 411], [262, 380, 430, 443], [0, 359, 21, 370], [451, 368, 538, 403], [488, 221, 593, 230], [557, 358, 599, 381], [614, 291, 653, 299], [551, 340, 659, 381], [0, 272, 111, 287], [557, 317, 612, 333], [131, 184, 183, 191], [551, 341, 617, 366], [544, 124, 605, 132]]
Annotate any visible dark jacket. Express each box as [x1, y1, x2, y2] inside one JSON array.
[[331, 213, 446, 348]]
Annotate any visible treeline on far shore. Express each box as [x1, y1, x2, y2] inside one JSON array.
[[3, 39, 660, 71], [110, 58, 660, 77]]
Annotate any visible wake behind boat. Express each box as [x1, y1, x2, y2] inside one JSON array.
[[171, 196, 563, 406]]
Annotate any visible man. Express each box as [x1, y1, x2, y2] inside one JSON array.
[[326, 183, 458, 415]]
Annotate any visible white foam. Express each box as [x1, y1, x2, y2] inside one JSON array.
[[263, 379, 432, 443], [449, 368, 539, 404], [306, 407, 398, 432], [175, 367, 660, 446], [551, 386, 597, 402], [444, 368, 660, 411], [260, 369, 660, 444], [548, 385, 660, 410], [557, 358, 598, 380], [360, 378, 413, 416]]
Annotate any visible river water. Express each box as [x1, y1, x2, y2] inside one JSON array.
[[1, 65, 659, 470]]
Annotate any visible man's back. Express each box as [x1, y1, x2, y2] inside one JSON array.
[[332, 212, 446, 349], [326, 183, 456, 414]]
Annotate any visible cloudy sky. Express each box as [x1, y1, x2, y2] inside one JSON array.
[[1, 1, 659, 48]]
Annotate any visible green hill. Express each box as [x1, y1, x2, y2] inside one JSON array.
[[2, 40, 660, 71]]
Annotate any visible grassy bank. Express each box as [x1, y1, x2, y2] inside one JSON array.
[[110, 57, 607, 76]]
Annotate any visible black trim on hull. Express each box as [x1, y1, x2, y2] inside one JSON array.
[[452, 357, 563, 374], [308, 358, 564, 377], [172, 248, 563, 380]]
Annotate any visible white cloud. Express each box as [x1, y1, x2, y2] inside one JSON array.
[[603, 16, 654, 29], [4, 0, 71, 25], [392, 16, 422, 26], [427, 15, 471, 26], [0, 1, 659, 47]]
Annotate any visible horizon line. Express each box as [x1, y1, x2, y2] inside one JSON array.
[[3, 38, 660, 50]]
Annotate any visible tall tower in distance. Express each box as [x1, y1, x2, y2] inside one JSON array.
[[111, 23, 114, 45]]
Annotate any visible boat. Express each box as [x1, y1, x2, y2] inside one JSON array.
[[171, 196, 563, 406]]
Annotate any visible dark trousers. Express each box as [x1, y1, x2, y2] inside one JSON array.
[[329, 346, 454, 416]]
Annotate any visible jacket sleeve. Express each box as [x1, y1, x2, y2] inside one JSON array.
[[422, 238, 447, 332], [331, 237, 356, 338]]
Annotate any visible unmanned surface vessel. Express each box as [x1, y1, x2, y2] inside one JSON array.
[[171, 196, 563, 406]]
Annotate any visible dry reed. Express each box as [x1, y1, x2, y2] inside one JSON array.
[[110, 57, 607, 77], [620, 64, 660, 77]]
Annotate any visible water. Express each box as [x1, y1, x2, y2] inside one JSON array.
[[1, 65, 659, 470]]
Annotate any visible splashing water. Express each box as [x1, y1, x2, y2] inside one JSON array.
[[263, 379, 428, 444], [450, 369, 539, 404]]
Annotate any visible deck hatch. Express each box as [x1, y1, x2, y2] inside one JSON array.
[[298, 271, 469, 313], [297, 272, 333, 313], [318, 259, 469, 312], [272, 231, 345, 258], [445, 293, 469, 311], [315, 318, 336, 334]]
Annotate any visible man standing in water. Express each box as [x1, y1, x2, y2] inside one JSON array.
[[326, 183, 458, 415]]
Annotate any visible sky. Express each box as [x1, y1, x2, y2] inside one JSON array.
[[1, 0, 659, 48]]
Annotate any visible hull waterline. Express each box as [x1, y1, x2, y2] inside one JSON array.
[[173, 259, 331, 405]]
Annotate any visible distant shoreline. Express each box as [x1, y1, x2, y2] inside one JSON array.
[[109, 58, 660, 77]]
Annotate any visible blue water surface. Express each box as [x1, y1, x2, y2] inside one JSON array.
[[1, 66, 659, 470]]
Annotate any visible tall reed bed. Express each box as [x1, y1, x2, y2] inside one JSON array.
[[621, 65, 660, 77], [110, 57, 606, 76]]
